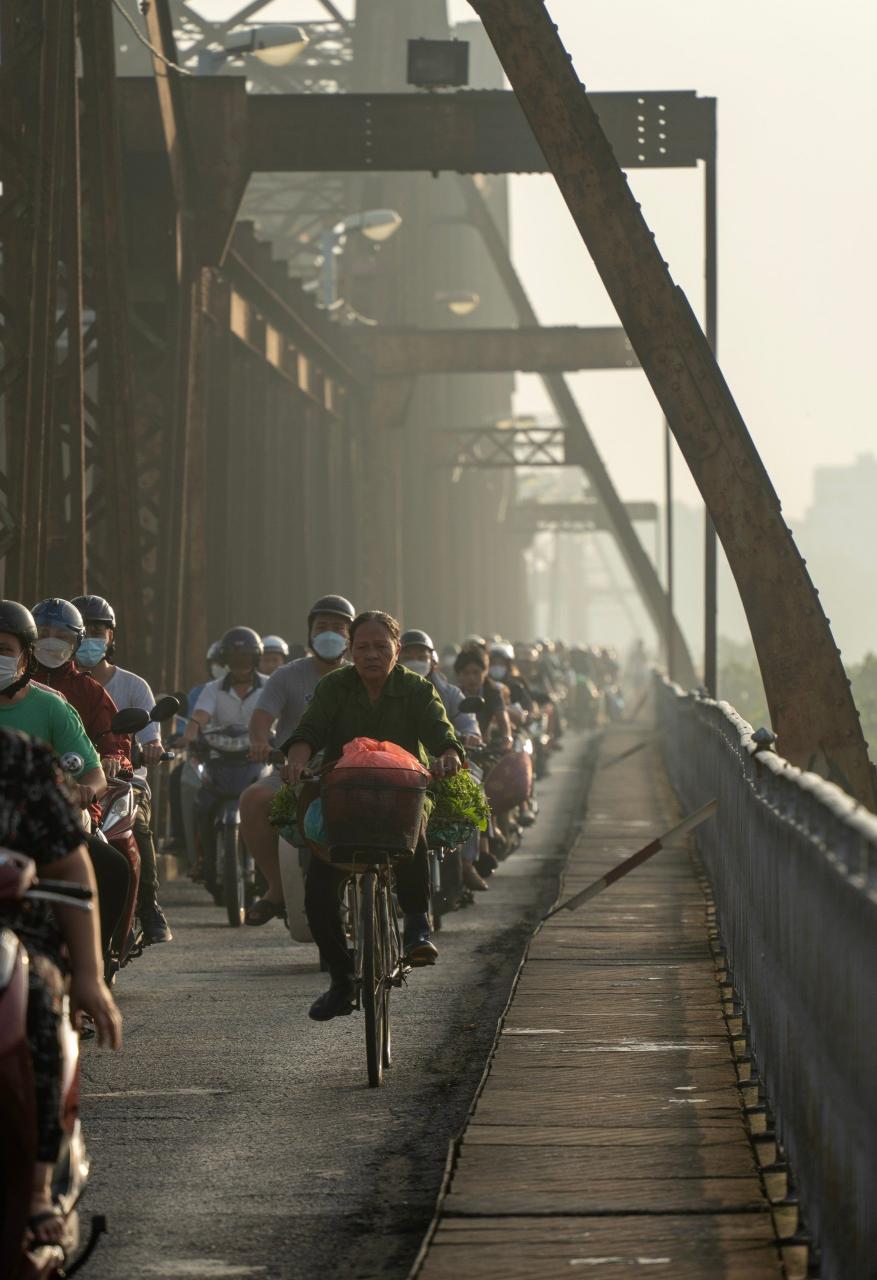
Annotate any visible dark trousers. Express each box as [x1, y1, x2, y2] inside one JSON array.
[[134, 791, 158, 903], [25, 950, 65, 1161], [85, 833, 131, 956], [305, 848, 430, 981]]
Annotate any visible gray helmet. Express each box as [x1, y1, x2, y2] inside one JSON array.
[[308, 595, 355, 631], [31, 598, 85, 652], [0, 600, 38, 647], [262, 634, 290, 657], [70, 594, 116, 628], [400, 629, 435, 652]]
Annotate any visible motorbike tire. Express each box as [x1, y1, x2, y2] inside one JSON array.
[[222, 825, 246, 927]]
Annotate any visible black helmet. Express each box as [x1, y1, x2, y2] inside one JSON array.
[[308, 595, 355, 630], [217, 626, 263, 663], [31, 598, 85, 651], [400, 629, 435, 652], [70, 594, 116, 628], [0, 600, 38, 646]]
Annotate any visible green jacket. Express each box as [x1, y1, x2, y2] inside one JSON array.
[[281, 663, 464, 768]]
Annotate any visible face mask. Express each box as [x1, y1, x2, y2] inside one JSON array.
[[405, 659, 431, 677], [77, 638, 107, 668], [35, 638, 74, 669], [489, 664, 507, 680], [312, 631, 347, 661], [210, 663, 228, 681], [0, 655, 21, 692]]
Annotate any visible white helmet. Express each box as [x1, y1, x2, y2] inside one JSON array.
[[262, 635, 290, 657], [490, 641, 515, 662]]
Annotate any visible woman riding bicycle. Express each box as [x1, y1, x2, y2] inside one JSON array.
[[282, 611, 465, 1022]]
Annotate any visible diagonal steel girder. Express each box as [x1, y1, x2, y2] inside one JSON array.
[[457, 175, 696, 688], [470, 0, 875, 807]]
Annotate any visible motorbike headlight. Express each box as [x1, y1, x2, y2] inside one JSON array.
[[101, 795, 132, 829]]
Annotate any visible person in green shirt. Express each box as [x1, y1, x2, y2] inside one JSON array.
[[283, 610, 465, 1022], [0, 601, 104, 806]]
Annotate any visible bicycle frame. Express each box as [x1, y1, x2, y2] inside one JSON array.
[[343, 860, 409, 1087]]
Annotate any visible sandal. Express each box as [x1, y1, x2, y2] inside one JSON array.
[[244, 896, 284, 927]]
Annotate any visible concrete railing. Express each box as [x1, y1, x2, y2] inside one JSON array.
[[656, 676, 876, 1280]]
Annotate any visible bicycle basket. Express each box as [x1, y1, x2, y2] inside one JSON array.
[[323, 766, 428, 861]]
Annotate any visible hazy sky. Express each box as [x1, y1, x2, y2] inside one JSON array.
[[203, 0, 877, 521]]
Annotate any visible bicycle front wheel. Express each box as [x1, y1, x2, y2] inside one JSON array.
[[360, 871, 385, 1087]]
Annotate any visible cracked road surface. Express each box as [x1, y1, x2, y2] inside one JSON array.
[[80, 735, 593, 1279]]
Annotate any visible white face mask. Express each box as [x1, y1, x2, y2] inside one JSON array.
[[489, 664, 507, 680], [405, 659, 431, 677], [312, 631, 347, 661], [35, 638, 74, 669], [0, 655, 22, 692], [210, 663, 228, 681]]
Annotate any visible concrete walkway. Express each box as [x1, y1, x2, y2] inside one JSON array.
[[414, 725, 782, 1279]]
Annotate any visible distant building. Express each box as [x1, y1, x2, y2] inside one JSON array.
[[794, 453, 877, 664]]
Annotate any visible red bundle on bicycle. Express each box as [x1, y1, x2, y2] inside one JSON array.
[[323, 738, 430, 860]]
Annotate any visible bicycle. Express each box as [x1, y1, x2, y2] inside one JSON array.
[[341, 859, 409, 1087]]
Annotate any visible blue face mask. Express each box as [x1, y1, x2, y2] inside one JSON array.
[[311, 630, 347, 661], [77, 638, 107, 668]]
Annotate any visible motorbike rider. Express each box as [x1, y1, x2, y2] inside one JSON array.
[[71, 594, 173, 945], [31, 599, 131, 783], [0, 602, 130, 957], [453, 646, 513, 747], [488, 642, 535, 718], [182, 627, 267, 872], [399, 629, 481, 740], [283, 611, 465, 1022], [0, 729, 122, 1246], [259, 636, 290, 677], [398, 630, 489, 893], [241, 595, 355, 926]]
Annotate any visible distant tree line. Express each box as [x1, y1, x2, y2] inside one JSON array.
[[718, 637, 877, 762]]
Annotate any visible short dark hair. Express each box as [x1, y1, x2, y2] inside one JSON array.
[[349, 610, 401, 647], [454, 647, 488, 674]]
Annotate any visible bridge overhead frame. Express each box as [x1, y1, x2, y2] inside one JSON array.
[[470, 0, 877, 806]]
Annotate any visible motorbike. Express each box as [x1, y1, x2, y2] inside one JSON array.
[[101, 698, 178, 978], [0, 850, 106, 1280], [189, 726, 268, 926]]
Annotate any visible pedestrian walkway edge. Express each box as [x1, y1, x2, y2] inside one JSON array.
[[407, 730, 600, 1279]]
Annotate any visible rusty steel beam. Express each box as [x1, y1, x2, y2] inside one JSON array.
[[458, 175, 696, 687], [245, 89, 712, 174], [118, 80, 712, 178], [471, 0, 876, 805], [362, 326, 635, 376], [78, 0, 144, 664]]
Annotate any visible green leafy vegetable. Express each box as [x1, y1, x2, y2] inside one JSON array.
[[428, 768, 491, 833], [269, 783, 300, 844]]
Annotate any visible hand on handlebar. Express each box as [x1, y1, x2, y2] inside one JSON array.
[[431, 750, 463, 780], [141, 741, 165, 767], [78, 783, 96, 808], [249, 741, 272, 764], [101, 755, 121, 780]]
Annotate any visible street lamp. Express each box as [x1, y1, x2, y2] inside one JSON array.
[[197, 25, 309, 75], [435, 289, 480, 317], [312, 210, 402, 312]]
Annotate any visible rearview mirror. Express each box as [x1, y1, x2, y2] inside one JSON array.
[[458, 696, 485, 714], [111, 707, 150, 735], [151, 695, 181, 722], [172, 690, 189, 718]]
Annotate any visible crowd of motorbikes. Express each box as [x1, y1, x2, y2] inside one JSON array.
[[1, 631, 634, 1279]]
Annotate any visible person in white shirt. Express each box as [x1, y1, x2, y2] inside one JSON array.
[[182, 627, 267, 879], [72, 593, 173, 945], [241, 594, 355, 926]]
